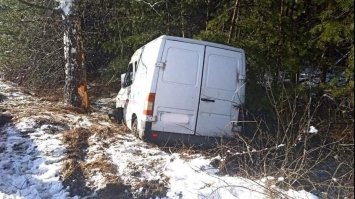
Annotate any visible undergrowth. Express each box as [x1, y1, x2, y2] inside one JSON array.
[[209, 84, 354, 198]]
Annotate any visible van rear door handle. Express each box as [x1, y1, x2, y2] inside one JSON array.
[[201, 98, 215, 103]]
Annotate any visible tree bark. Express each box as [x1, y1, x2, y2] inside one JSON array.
[[62, 1, 90, 110], [228, 0, 240, 44], [205, 0, 210, 31], [180, 3, 185, 37]]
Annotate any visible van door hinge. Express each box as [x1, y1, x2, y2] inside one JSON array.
[[156, 62, 166, 68]]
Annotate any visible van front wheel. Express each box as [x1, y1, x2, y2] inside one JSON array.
[[108, 108, 123, 124], [132, 118, 139, 137]]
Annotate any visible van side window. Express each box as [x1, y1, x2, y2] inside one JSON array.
[[123, 63, 134, 87], [134, 61, 138, 72]]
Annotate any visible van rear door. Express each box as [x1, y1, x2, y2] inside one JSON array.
[[196, 46, 244, 137], [152, 40, 205, 135]]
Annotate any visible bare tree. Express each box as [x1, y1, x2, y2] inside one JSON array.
[[228, 0, 240, 44], [57, 0, 89, 110]]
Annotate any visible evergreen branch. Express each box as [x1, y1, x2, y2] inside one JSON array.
[[17, 0, 55, 11]]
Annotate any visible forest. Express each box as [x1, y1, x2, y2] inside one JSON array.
[[0, 0, 354, 198], [0, 0, 353, 93], [1, 0, 353, 136]]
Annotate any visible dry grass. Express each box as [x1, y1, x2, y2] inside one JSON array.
[[61, 159, 92, 197], [88, 125, 128, 139], [61, 105, 91, 114], [133, 179, 169, 199], [84, 156, 119, 182], [33, 89, 64, 102], [61, 128, 93, 196], [60, 127, 133, 197], [62, 128, 91, 160], [202, 85, 355, 198]]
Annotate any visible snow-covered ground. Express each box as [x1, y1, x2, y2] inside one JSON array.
[[0, 80, 318, 199]]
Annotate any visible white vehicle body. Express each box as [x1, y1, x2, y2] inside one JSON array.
[[115, 35, 246, 143]]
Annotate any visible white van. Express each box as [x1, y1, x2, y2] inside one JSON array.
[[113, 35, 246, 144]]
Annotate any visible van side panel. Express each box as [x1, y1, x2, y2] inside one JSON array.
[[152, 40, 205, 135], [125, 38, 163, 129], [196, 46, 245, 137]]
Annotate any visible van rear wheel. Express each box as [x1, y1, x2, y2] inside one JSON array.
[[132, 118, 145, 140]]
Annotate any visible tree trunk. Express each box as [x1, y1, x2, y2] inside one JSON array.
[[180, 3, 185, 37], [205, 0, 210, 31], [62, 1, 90, 110], [228, 0, 240, 44]]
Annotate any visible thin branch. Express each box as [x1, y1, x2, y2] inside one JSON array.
[[135, 0, 164, 7], [134, 0, 164, 16]]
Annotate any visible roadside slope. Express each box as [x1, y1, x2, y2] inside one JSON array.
[[0, 80, 318, 199]]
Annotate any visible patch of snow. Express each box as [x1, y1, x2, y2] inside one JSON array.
[[285, 189, 319, 199], [56, 0, 73, 16], [165, 154, 265, 199], [107, 134, 168, 185], [309, 126, 318, 134], [0, 122, 72, 198], [277, 177, 285, 182], [276, 144, 285, 148]]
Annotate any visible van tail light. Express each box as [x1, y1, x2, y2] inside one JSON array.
[[143, 93, 156, 116], [151, 132, 159, 139]]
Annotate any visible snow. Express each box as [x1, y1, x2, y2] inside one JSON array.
[[0, 80, 319, 199], [164, 156, 318, 199], [106, 135, 319, 199], [0, 123, 71, 198], [285, 190, 319, 199], [56, 0, 73, 16], [278, 177, 285, 182], [309, 126, 318, 134], [165, 154, 264, 199]]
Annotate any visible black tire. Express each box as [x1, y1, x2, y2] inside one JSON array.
[[132, 117, 138, 137], [116, 107, 124, 123], [108, 108, 124, 124]]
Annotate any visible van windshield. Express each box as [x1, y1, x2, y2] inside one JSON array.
[[124, 63, 134, 87]]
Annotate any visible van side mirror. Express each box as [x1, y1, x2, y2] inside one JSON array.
[[121, 73, 126, 88]]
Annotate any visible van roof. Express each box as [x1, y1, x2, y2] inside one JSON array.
[[158, 35, 245, 53]]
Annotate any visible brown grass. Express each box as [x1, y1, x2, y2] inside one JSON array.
[[84, 156, 118, 179], [31, 88, 64, 102], [62, 128, 91, 160], [61, 159, 92, 197], [61, 128, 93, 196], [133, 179, 169, 199], [61, 105, 90, 114], [88, 125, 129, 140], [60, 127, 133, 197]]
